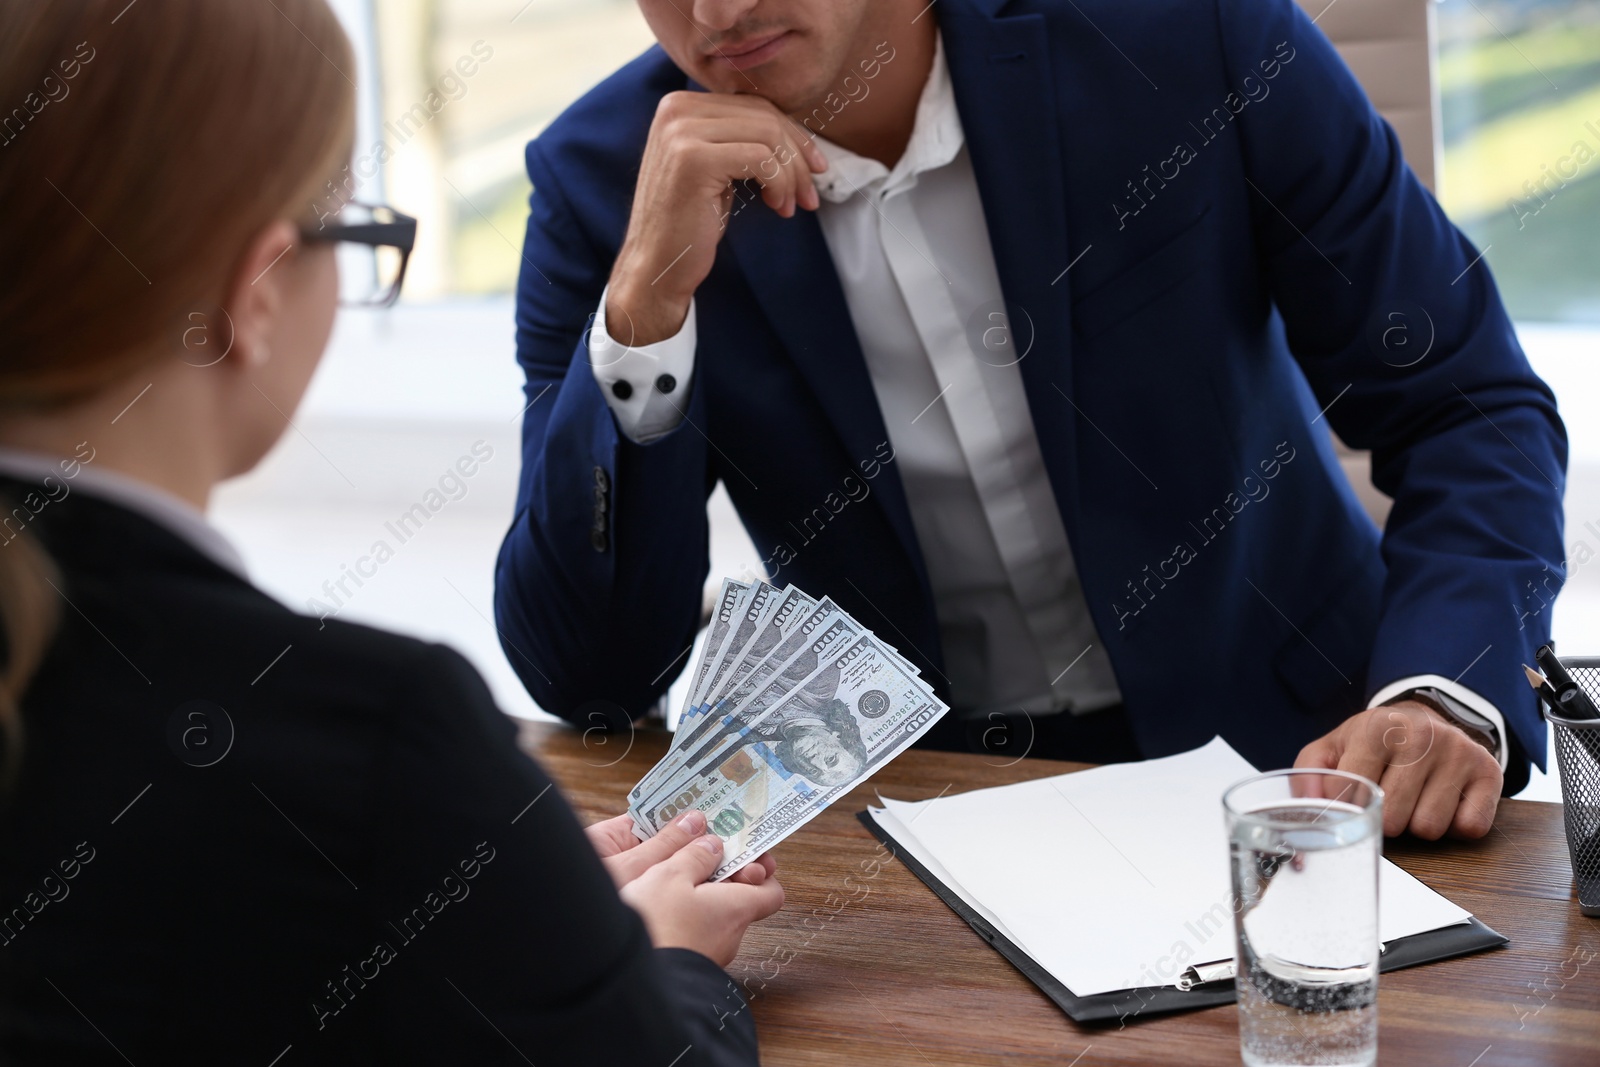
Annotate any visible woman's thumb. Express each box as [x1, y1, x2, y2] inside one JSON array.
[[613, 809, 707, 880], [665, 830, 727, 883]]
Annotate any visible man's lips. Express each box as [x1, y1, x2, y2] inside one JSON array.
[[710, 30, 791, 71]]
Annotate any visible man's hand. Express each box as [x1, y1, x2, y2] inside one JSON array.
[[606, 91, 828, 345], [1295, 701, 1502, 839], [584, 810, 777, 888]]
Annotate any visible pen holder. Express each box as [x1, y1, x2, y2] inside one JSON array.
[[1547, 657, 1600, 917]]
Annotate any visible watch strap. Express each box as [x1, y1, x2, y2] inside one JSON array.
[[1385, 686, 1502, 758]]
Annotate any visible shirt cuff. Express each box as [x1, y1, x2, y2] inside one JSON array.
[[1368, 674, 1509, 771], [588, 285, 697, 445]]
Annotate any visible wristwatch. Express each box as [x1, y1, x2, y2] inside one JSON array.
[[1382, 686, 1502, 760]]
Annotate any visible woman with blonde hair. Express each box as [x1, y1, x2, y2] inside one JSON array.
[[0, 2, 779, 1063]]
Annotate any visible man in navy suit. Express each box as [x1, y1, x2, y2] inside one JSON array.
[[496, 0, 1567, 838]]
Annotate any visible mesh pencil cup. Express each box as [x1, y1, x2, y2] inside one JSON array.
[[1545, 657, 1600, 917]]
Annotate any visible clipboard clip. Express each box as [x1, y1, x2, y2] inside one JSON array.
[[1177, 942, 1391, 991], [1175, 961, 1234, 990]]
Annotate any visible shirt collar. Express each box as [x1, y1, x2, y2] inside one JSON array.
[[812, 31, 964, 204], [0, 446, 249, 579]]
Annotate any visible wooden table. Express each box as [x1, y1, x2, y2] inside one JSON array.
[[521, 722, 1600, 1066]]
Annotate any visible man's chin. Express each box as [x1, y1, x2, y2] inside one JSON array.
[[700, 60, 821, 112]]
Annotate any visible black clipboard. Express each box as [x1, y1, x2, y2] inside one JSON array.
[[857, 809, 1508, 1024]]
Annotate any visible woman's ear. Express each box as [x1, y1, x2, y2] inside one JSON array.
[[222, 219, 301, 371]]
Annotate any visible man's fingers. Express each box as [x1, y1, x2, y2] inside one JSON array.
[[1450, 767, 1501, 840], [788, 123, 829, 172], [1298, 707, 1505, 839], [1330, 730, 1390, 799], [672, 112, 817, 217], [1408, 766, 1469, 840], [794, 162, 819, 211], [700, 142, 802, 217], [679, 92, 828, 172], [762, 134, 812, 218], [612, 810, 709, 884], [1293, 741, 1335, 769], [1377, 760, 1429, 838], [775, 125, 823, 209]]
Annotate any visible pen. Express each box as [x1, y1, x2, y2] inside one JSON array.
[[1531, 643, 1600, 722], [1525, 650, 1600, 813]]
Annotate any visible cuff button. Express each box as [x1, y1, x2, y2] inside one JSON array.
[[590, 529, 608, 552]]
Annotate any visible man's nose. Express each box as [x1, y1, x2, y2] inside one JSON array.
[[691, 0, 762, 34]]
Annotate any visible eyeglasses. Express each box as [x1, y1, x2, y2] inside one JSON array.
[[300, 201, 417, 308]]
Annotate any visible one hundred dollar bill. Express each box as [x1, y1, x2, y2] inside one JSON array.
[[690, 580, 780, 716], [632, 609, 863, 812], [697, 586, 815, 728], [634, 632, 949, 879], [638, 600, 864, 804], [684, 578, 751, 715]]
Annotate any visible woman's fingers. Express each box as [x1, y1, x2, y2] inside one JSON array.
[[658, 826, 728, 884], [727, 855, 772, 885], [604, 809, 708, 887], [706, 873, 787, 924], [584, 813, 642, 860]]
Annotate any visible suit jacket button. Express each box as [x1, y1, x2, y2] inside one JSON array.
[[591, 529, 608, 552]]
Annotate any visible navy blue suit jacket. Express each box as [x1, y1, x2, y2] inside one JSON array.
[[496, 0, 1566, 784]]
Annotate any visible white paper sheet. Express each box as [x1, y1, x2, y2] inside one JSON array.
[[872, 737, 1471, 997]]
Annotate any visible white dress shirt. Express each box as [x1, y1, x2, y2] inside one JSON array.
[[588, 36, 1510, 758], [0, 446, 248, 579]]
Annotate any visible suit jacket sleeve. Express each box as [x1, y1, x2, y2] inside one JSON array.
[[495, 135, 717, 730], [367, 642, 759, 1066], [1215, 0, 1567, 777]]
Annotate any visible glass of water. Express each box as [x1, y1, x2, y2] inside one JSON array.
[[1223, 769, 1383, 1067]]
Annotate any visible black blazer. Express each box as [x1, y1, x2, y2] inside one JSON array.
[[0, 475, 758, 1066]]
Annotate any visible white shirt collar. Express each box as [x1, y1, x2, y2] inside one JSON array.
[[0, 446, 249, 579], [812, 32, 964, 204]]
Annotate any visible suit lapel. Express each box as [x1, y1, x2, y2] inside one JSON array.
[[940, 1, 1083, 544], [723, 206, 929, 592]]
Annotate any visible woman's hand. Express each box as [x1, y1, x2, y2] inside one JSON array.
[[617, 825, 786, 967], [585, 810, 777, 888]]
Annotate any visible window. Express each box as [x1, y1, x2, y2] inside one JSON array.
[[1439, 0, 1600, 324], [370, 0, 658, 299], [215, 2, 1593, 800], [1438, 0, 1598, 800]]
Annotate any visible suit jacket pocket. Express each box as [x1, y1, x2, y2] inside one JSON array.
[[1071, 205, 1212, 339]]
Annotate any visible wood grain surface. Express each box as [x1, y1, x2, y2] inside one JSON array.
[[520, 721, 1600, 1066]]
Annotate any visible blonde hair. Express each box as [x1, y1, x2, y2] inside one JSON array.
[[0, 0, 357, 779]]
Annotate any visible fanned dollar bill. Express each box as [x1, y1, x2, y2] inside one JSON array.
[[691, 580, 781, 714], [633, 599, 855, 807], [689, 578, 751, 705], [627, 578, 948, 877]]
